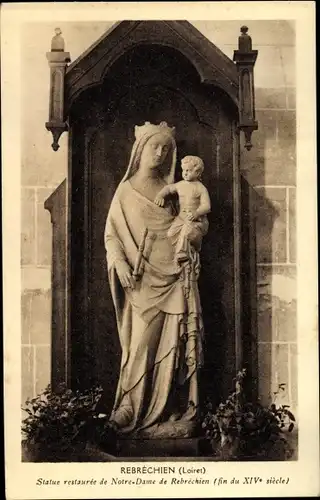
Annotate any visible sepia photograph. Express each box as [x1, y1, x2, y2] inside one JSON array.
[[20, 16, 298, 463], [2, 2, 318, 499]]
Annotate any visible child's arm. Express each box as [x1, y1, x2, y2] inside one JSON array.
[[193, 184, 211, 219], [154, 183, 178, 207]]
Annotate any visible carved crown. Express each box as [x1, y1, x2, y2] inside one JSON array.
[[134, 121, 176, 141]]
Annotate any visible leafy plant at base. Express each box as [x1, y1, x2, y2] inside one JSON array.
[[22, 384, 116, 460], [201, 369, 296, 460]]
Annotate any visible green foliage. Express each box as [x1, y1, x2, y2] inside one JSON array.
[[201, 369, 296, 460], [22, 384, 115, 458]]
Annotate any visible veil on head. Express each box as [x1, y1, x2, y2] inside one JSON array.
[[120, 121, 177, 185]]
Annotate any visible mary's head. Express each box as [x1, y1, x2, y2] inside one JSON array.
[[122, 122, 177, 184]]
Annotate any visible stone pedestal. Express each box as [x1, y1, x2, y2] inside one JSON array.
[[115, 438, 212, 458]]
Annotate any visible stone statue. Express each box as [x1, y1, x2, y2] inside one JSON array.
[[104, 122, 209, 439]]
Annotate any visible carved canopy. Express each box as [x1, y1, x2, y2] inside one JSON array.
[[65, 21, 239, 111], [46, 21, 258, 151]]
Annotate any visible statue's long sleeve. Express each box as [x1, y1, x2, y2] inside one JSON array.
[[104, 193, 127, 268]]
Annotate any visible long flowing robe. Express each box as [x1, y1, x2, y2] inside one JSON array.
[[105, 179, 204, 436]]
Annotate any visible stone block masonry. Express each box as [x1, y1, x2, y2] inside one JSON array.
[[245, 94, 296, 410]]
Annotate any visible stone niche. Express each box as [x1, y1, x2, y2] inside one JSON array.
[[45, 21, 259, 422]]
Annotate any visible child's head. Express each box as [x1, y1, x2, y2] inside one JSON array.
[[181, 156, 204, 181]]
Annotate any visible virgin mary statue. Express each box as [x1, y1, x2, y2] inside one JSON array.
[[104, 121, 204, 438]]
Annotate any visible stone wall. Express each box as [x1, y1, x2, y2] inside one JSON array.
[[21, 21, 296, 412], [240, 23, 296, 411]]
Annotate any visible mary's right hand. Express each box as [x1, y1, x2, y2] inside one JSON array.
[[115, 260, 135, 289], [154, 195, 165, 207]]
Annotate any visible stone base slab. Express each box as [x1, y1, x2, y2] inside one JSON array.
[[115, 437, 212, 458]]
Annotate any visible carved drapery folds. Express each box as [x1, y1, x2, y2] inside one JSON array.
[[45, 28, 70, 151], [233, 26, 259, 150]]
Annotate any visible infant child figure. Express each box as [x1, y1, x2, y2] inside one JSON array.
[[154, 155, 211, 265]]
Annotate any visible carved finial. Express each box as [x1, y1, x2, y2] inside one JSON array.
[[239, 25, 252, 52], [233, 25, 258, 151], [243, 128, 254, 151], [51, 27, 65, 52], [45, 122, 68, 151]]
